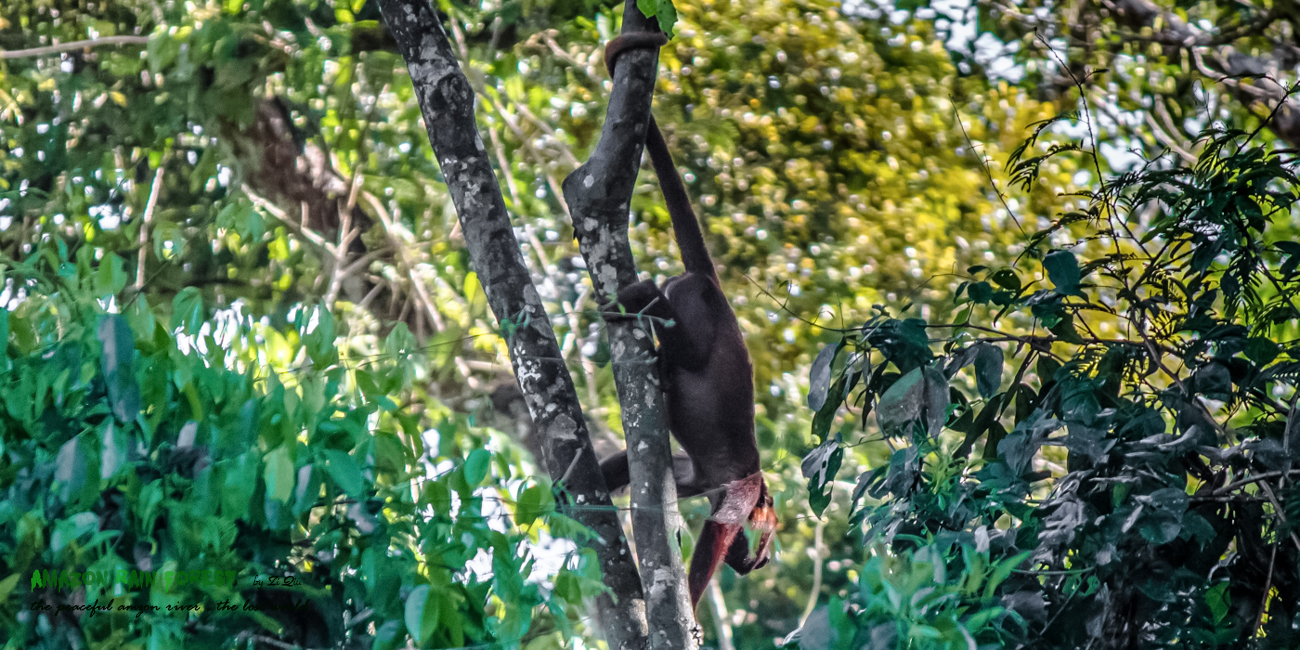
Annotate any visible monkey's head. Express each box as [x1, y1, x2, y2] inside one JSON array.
[[746, 478, 778, 570]]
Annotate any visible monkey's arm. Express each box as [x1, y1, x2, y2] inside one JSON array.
[[606, 278, 717, 372]]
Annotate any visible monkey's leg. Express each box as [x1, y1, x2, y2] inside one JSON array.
[[600, 450, 702, 495], [600, 450, 631, 492]]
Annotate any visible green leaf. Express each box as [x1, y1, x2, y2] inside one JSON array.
[[877, 365, 948, 437], [372, 621, 403, 650], [305, 306, 337, 366], [922, 364, 949, 437], [94, 252, 129, 296], [100, 421, 129, 479], [464, 448, 491, 487], [810, 373, 846, 442], [655, 0, 678, 34], [0, 307, 8, 358], [636, 0, 659, 18], [170, 286, 204, 332], [222, 453, 258, 520], [404, 584, 440, 645], [0, 573, 20, 603], [983, 551, 1030, 599], [552, 571, 582, 603], [807, 341, 841, 411], [515, 484, 552, 527], [263, 445, 295, 504], [1205, 582, 1230, 624], [990, 268, 1021, 292], [293, 464, 321, 516], [55, 436, 95, 503], [97, 314, 141, 422], [52, 512, 100, 553], [424, 479, 453, 514], [973, 342, 1004, 398], [801, 433, 842, 516], [877, 367, 924, 434], [324, 449, 364, 499], [967, 281, 994, 304], [1244, 337, 1279, 364], [1043, 250, 1083, 296]]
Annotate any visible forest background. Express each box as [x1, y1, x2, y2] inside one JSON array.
[[2, 0, 1300, 647]]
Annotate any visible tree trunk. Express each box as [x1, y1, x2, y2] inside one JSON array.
[[561, 3, 700, 647], [374, 2, 648, 648]]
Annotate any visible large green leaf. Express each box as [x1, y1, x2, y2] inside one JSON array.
[[323, 449, 364, 499], [97, 314, 141, 422], [1043, 250, 1083, 296], [404, 584, 440, 645], [263, 445, 295, 504], [807, 341, 842, 411]]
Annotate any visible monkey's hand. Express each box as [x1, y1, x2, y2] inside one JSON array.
[[600, 280, 673, 324]]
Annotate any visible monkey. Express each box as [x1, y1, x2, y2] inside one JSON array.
[[598, 30, 777, 613]]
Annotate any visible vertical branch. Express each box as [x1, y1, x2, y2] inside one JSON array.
[[135, 165, 165, 291], [561, 3, 698, 647], [374, 3, 648, 649], [799, 519, 826, 626], [706, 581, 736, 650]]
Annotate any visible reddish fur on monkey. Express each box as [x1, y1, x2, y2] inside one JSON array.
[[599, 29, 777, 614]]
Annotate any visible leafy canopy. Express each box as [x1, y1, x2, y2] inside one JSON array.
[[797, 127, 1300, 648]]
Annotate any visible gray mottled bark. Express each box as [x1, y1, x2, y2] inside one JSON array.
[[374, 2, 648, 648], [560, 3, 699, 648]]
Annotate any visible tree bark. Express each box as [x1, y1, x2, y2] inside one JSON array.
[[561, 4, 699, 649], [374, 2, 648, 648], [1107, 0, 1300, 147]]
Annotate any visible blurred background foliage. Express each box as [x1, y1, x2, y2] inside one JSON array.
[[3, 0, 1297, 646]]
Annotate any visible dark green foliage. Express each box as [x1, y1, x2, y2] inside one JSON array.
[[0, 244, 594, 648], [800, 129, 1300, 648]]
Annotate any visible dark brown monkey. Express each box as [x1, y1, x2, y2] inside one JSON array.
[[600, 31, 777, 613]]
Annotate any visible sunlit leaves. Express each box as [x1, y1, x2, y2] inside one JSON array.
[[262, 445, 295, 503]]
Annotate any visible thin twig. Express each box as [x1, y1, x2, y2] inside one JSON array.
[[1255, 478, 1300, 553], [951, 101, 1026, 235], [1, 35, 149, 59], [706, 580, 736, 650], [359, 190, 447, 333], [1210, 469, 1300, 496], [244, 189, 332, 253], [1253, 542, 1277, 638]]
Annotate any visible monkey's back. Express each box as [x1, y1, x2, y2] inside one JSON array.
[[659, 272, 759, 490]]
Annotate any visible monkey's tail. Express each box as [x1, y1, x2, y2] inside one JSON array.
[[687, 519, 741, 611], [645, 118, 716, 277]]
